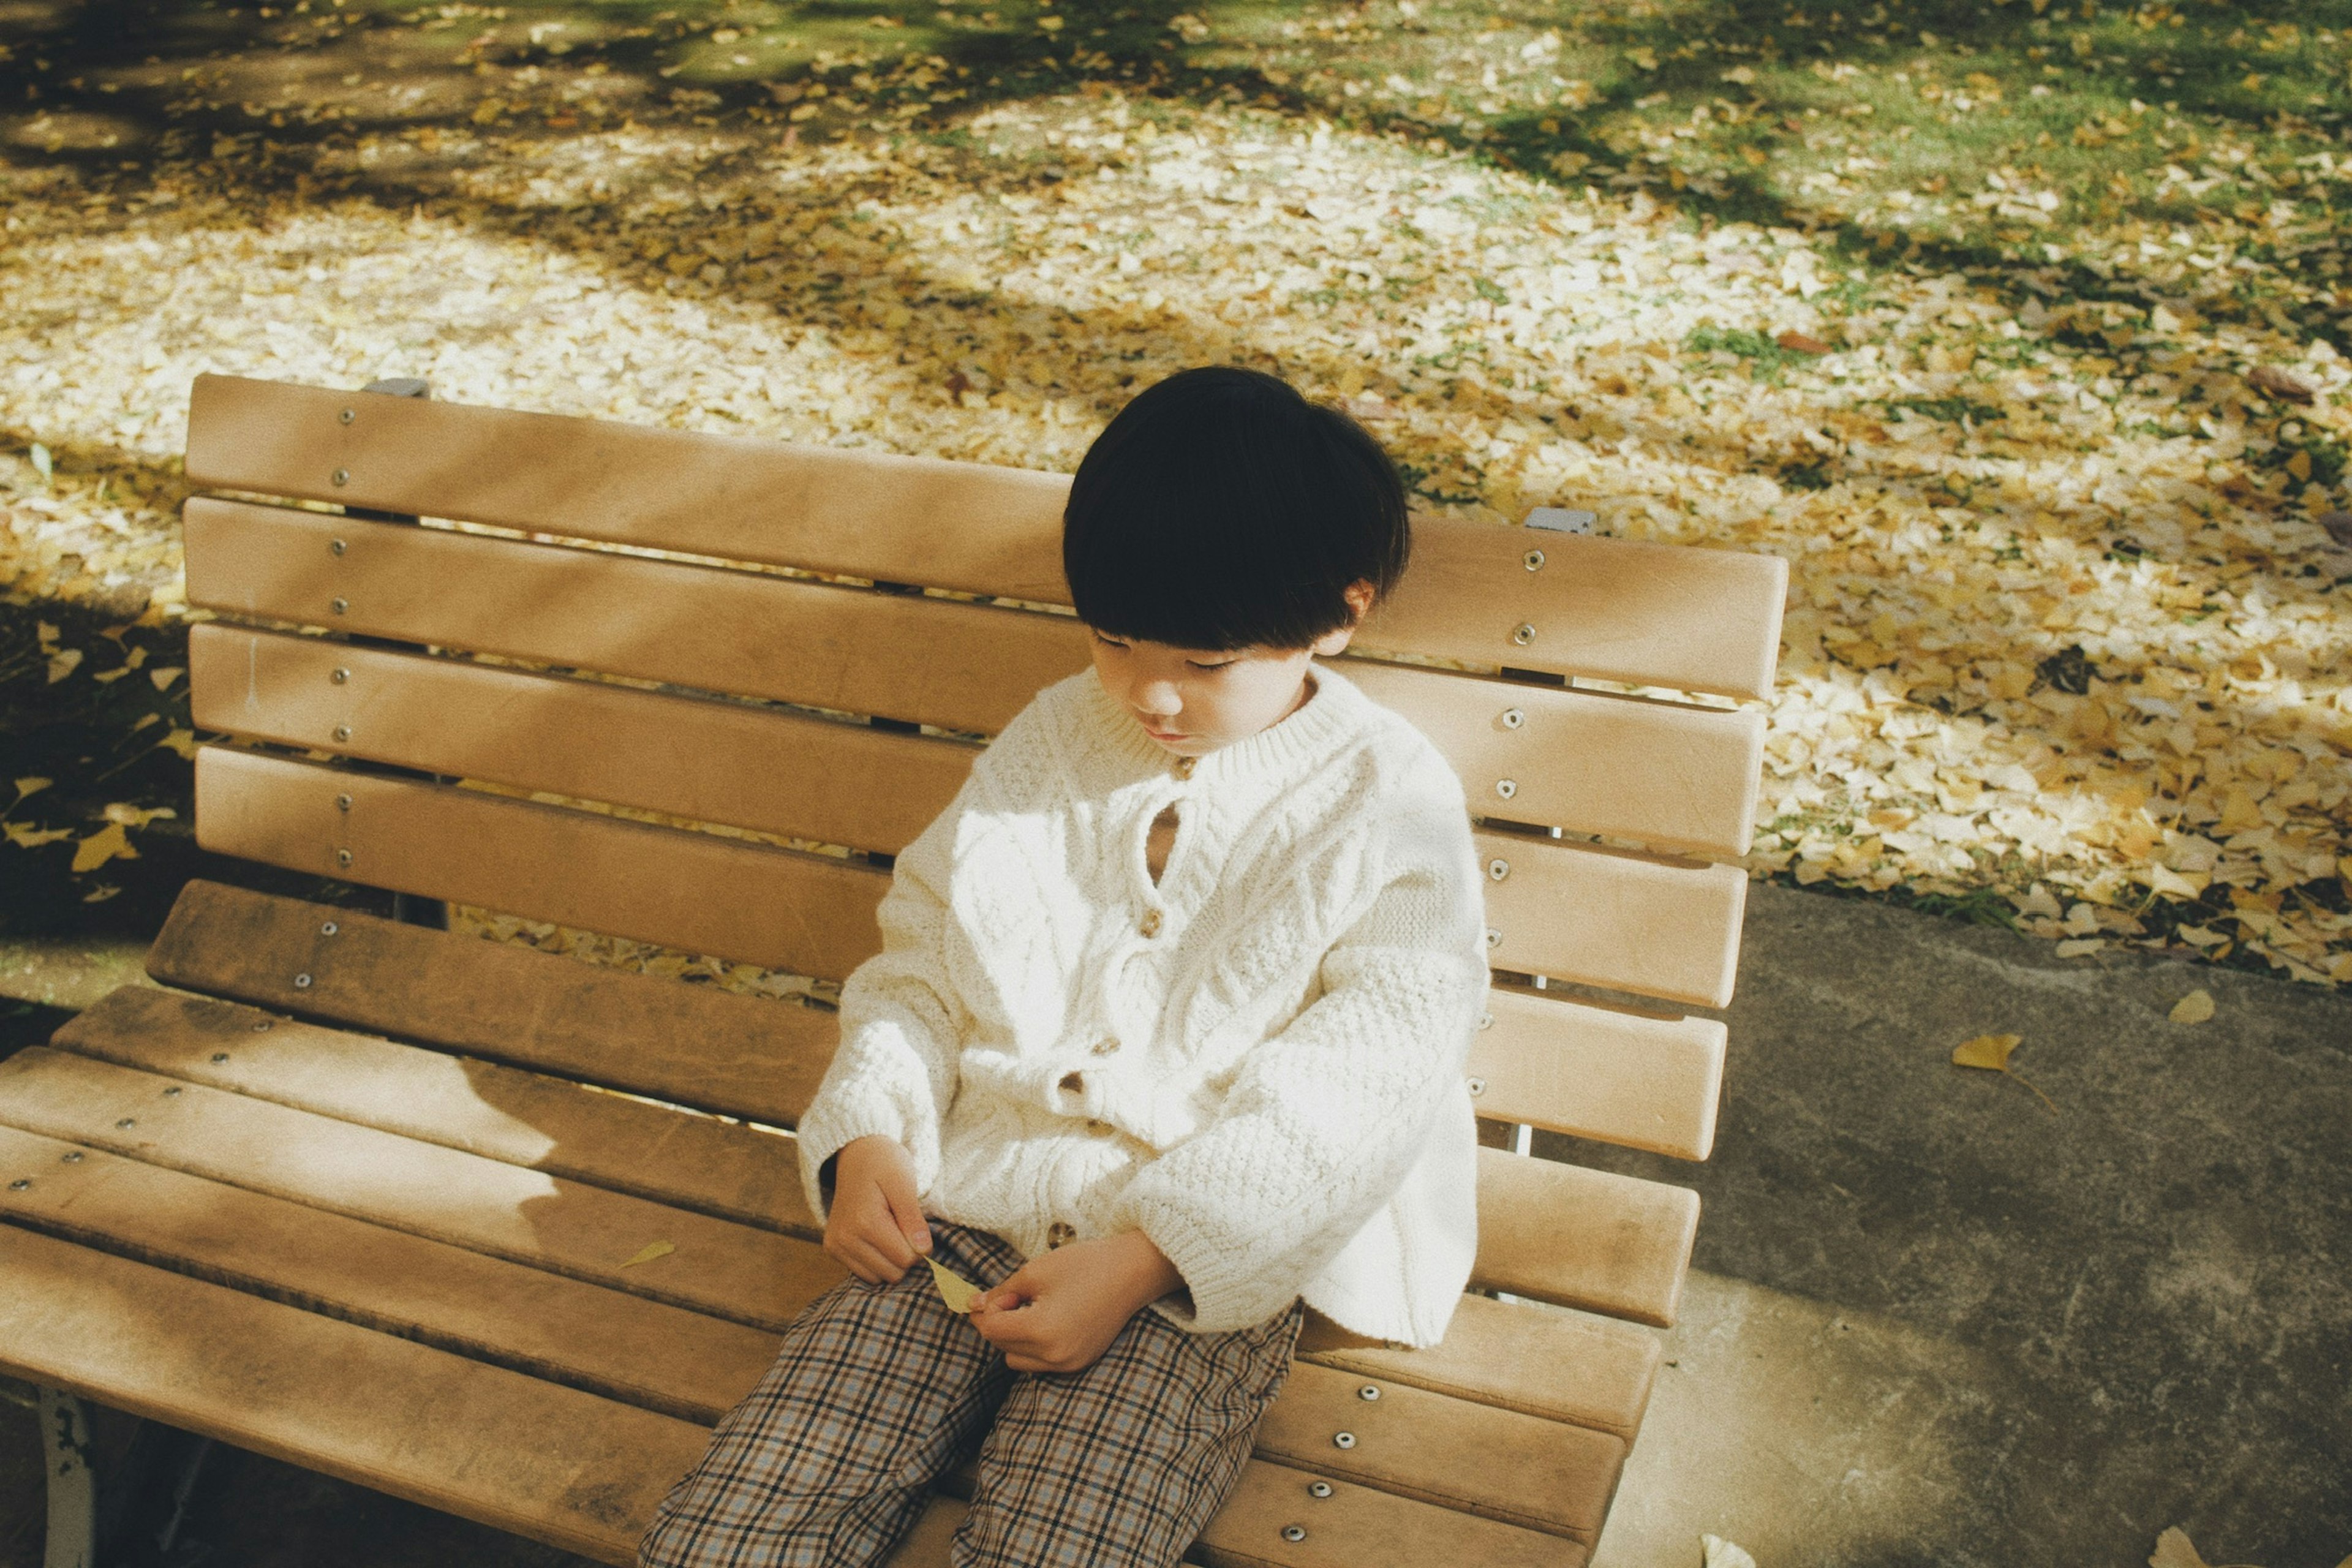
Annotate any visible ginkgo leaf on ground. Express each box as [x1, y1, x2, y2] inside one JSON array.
[[70, 821, 137, 875], [2169, 990, 2216, 1025], [1953, 1033, 2022, 1070], [619, 1240, 675, 1268], [10, 777, 48, 802], [1952, 1033, 2057, 1112], [2148, 1525, 2263, 1568]]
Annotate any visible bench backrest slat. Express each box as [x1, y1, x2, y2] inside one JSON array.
[[197, 745, 1746, 1011], [187, 374, 1786, 701], [187, 615, 1762, 862]]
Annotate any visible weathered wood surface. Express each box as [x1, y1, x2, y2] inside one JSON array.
[[187, 372, 1783, 700], [0, 1226, 1587, 1567], [32, 998, 1697, 1327], [191, 622, 1760, 859], [0, 1119, 1620, 1543], [196, 748, 1745, 1009], [138, 882, 1718, 1161]]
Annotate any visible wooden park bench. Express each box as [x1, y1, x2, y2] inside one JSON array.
[[0, 374, 1784, 1567]]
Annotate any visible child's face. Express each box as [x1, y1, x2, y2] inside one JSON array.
[[1087, 582, 1373, 757]]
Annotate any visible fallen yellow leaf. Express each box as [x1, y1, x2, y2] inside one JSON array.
[[70, 821, 137, 875], [2148, 1525, 2264, 1568], [5, 823, 74, 850], [1952, 1033, 2056, 1111], [11, 777, 49, 801], [619, 1240, 675, 1268], [2169, 989, 2215, 1025], [157, 729, 201, 761], [1952, 1033, 2022, 1070], [927, 1255, 985, 1313]]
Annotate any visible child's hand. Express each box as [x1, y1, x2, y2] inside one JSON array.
[[967, 1231, 1185, 1374], [824, 1134, 932, 1284]]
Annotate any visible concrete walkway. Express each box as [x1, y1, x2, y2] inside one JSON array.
[[1583, 881, 2352, 1568], [1, 882, 2346, 1568]]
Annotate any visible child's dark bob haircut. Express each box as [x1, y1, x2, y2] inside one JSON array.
[[1063, 366, 1409, 651]]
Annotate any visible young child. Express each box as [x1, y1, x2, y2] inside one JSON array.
[[640, 366, 1490, 1568]]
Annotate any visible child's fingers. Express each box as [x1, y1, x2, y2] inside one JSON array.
[[878, 1174, 932, 1256]]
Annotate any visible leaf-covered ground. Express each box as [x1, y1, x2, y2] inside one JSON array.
[[5, 0, 2352, 987]]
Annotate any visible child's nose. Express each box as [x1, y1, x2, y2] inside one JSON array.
[[1134, 679, 1181, 717]]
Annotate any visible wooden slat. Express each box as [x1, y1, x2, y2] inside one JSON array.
[[1295, 1295, 1654, 1442], [140, 880, 1721, 1161], [1466, 989, 1724, 1161], [0, 1124, 778, 1425], [185, 372, 1079, 605], [1475, 832, 1747, 1011], [56, 986, 820, 1234], [194, 745, 892, 988], [183, 496, 1091, 737], [0, 1122, 1613, 1546], [1364, 526, 1785, 703], [0, 1047, 835, 1332], [187, 372, 1784, 699], [189, 623, 980, 861], [190, 622, 1762, 860], [0, 1223, 699, 1566], [1342, 662, 1758, 858], [56, 987, 1662, 1428], [0, 1061, 1620, 1544], [198, 748, 1744, 1011], [146, 880, 832, 1129], [47, 979, 1695, 1326], [1474, 1151, 1696, 1329]]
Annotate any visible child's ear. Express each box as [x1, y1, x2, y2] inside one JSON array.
[[1311, 579, 1378, 656]]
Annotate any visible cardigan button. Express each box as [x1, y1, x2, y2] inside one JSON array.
[[1091, 1037, 1121, 1056], [1059, 1071, 1085, 1095], [1172, 755, 1197, 780], [1047, 1221, 1076, 1249], [1139, 909, 1163, 938]]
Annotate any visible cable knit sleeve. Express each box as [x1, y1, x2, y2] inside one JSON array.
[[793, 780, 973, 1227], [1108, 777, 1488, 1333]]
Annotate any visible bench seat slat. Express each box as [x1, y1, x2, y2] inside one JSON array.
[[0, 1083, 1619, 1544], [197, 747, 1744, 1011], [0, 1222, 698, 1566], [57, 984, 1657, 1435], [187, 372, 1782, 701], [58, 986, 820, 1234], [1471, 989, 1724, 1161], [38, 990, 1695, 1325], [0, 1047, 829, 1333], [0, 1122, 777, 1423], [142, 882, 1722, 1162], [190, 620, 1763, 861], [147, 880, 831, 1129], [0, 1224, 1580, 1568]]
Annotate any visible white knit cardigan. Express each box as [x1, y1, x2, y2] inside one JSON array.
[[794, 663, 1490, 1348]]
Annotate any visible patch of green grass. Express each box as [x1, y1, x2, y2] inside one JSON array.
[[1686, 325, 1812, 382], [1887, 395, 2007, 424]]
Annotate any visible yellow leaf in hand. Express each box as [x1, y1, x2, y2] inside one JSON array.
[[619, 1240, 675, 1268], [2169, 989, 2215, 1025], [1952, 1033, 2022, 1070], [929, 1255, 984, 1313], [70, 821, 137, 875]]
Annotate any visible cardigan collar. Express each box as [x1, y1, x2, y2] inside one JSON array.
[[1076, 660, 1375, 791]]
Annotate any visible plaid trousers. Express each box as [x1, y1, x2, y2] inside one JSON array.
[[639, 1219, 1305, 1568]]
